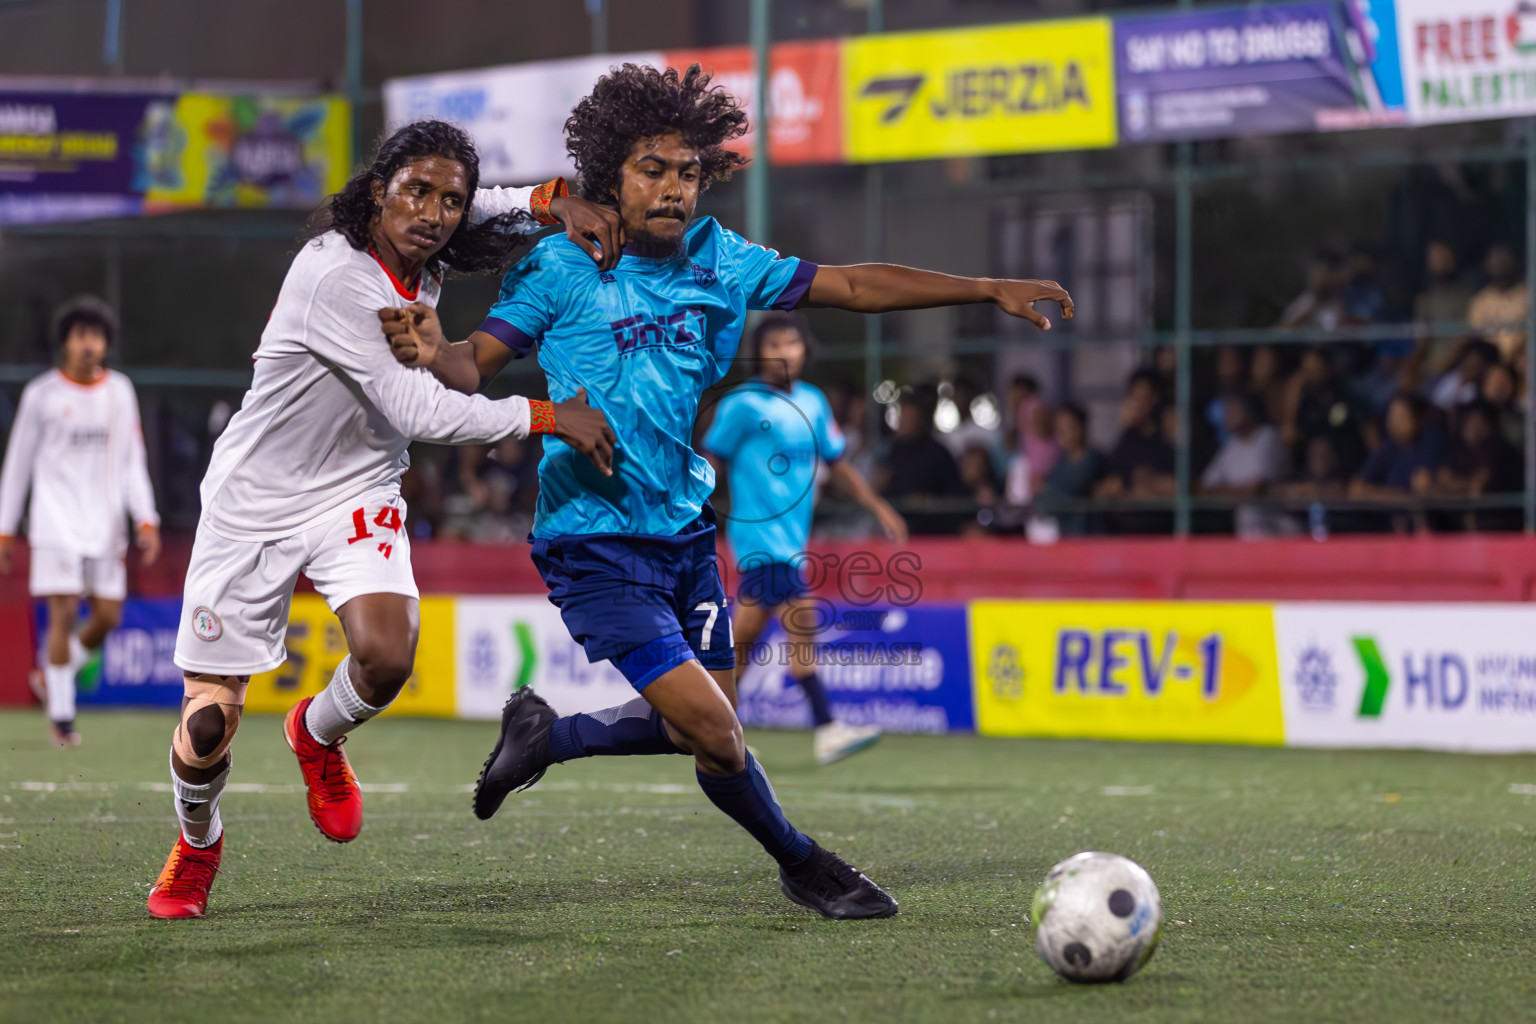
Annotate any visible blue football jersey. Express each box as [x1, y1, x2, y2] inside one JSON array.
[[702, 379, 846, 566], [479, 216, 817, 539]]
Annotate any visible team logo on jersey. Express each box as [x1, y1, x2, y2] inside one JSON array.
[[191, 606, 223, 642], [692, 263, 717, 288]]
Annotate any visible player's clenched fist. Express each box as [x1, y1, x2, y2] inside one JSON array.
[[990, 279, 1074, 331], [556, 388, 617, 477], [379, 302, 447, 367]]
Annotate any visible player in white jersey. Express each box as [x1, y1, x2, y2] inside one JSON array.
[[147, 120, 621, 919], [0, 297, 160, 747]]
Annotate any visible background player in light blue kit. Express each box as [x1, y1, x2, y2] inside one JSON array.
[[387, 63, 1072, 920], [704, 312, 907, 766]]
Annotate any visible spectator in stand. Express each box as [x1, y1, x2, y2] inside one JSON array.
[[1280, 249, 1354, 330], [1349, 394, 1446, 530], [1249, 344, 1287, 427], [1281, 435, 1349, 502], [1037, 403, 1105, 536], [1343, 242, 1388, 324], [1414, 239, 1476, 377], [1480, 361, 1525, 449], [1004, 374, 1040, 449], [1014, 387, 1058, 494], [438, 435, 540, 543], [826, 377, 873, 475], [1198, 391, 1288, 537], [1096, 371, 1175, 501], [1426, 400, 1522, 531], [1468, 243, 1528, 364], [1281, 346, 1370, 476], [941, 376, 1006, 479], [873, 385, 969, 535], [1430, 337, 1498, 413], [1204, 346, 1248, 446]]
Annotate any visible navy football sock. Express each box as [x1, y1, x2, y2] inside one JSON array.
[[547, 698, 681, 763], [696, 751, 814, 868], [796, 671, 835, 727]]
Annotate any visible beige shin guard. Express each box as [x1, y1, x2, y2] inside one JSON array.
[[172, 676, 249, 769]]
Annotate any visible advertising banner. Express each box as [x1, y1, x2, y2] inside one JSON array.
[[1395, 0, 1536, 123], [384, 41, 842, 184], [140, 93, 350, 211], [41, 596, 185, 708], [453, 596, 635, 720], [737, 604, 974, 734], [244, 594, 457, 718], [844, 18, 1118, 163], [1275, 603, 1536, 751], [0, 89, 349, 225], [1115, 2, 1406, 144], [971, 601, 1285, 744], [663, 39, 844, 166], [0, 91, 160, 223]]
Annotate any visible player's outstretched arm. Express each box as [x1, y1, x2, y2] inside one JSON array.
[[805, 265, 1073, 331], [0, 383, 42, 573]]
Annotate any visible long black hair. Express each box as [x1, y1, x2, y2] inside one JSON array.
[[308, 119, 534, 276], [565, 63, 749, 204]]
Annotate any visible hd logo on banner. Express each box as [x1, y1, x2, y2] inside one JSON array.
[[844, 18, 1118, 162], [970, 601, 1284, 744], [1274, 603, 1536, 752]]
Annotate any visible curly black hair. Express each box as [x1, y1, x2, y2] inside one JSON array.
[[308, 119, 534, 276], [565, 63, 749, 204]]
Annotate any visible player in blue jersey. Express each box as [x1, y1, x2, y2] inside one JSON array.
[[385, 64, 1071, 919], [703, 312, 907, 766]]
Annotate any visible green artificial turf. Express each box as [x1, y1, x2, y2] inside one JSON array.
[[2, 709, 1534, 1023]]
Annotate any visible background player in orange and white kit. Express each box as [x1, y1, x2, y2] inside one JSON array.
[[0, 297, 161, 747], [147, 120, 621, 919]]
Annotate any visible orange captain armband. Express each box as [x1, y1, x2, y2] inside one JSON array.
[[529, 399, 556, 435], [530, 177, 569, 226]]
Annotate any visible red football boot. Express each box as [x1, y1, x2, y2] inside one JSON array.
[[283, 696, 363, 842], [147, 833, 222, 919]]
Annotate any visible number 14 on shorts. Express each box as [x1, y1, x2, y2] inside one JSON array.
[[346, 505, 403, 559]]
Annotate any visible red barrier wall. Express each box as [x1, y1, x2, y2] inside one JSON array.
[[5, 533, 1536, 705]]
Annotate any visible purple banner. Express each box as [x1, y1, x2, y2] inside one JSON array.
[[0, 92, 163, 194], [1115, 3, 1404, 144]]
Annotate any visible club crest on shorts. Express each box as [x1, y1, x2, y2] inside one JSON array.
[[191, 606, 223, 642]]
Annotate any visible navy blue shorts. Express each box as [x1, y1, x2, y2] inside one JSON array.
[[531, 509, 735, 691], [735, 559, 808, 609]]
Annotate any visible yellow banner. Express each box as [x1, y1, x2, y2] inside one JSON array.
[[844, 19, 1117, 163], [971, 602, 1283, 744], [245, 594, 456, 718], [142, 93, 350, 210]]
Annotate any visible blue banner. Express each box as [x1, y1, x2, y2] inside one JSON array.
[[736, 603, 975, 734], [36, 597, 184, 707], [1115, 1, 1407, 144]]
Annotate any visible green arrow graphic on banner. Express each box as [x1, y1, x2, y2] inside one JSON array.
[[511, 621, 537, 691], [1352, 636, 1389, 718]]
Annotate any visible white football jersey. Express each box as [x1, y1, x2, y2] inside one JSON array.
[[0, 369, 159, 557], [198, 231, 532, 542]]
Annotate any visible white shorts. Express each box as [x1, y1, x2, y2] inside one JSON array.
[[30, 547, 127, 601], [174, 492, 417, 677]]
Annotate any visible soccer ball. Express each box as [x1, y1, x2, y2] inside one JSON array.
[[1031, 851, 1162, 983]]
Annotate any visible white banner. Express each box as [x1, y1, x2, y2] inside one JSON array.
[[1396, 0, 1536, 124], [1275, 603, 1536, 752], [383, 52, 660, 184], [453, 596, 636, 720]]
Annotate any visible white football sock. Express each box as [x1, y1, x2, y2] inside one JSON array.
[[43, 663, 75, 723], [303, 657, 385, 744], [173, 753, 230, 849], [68, 634, 89, 670]]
